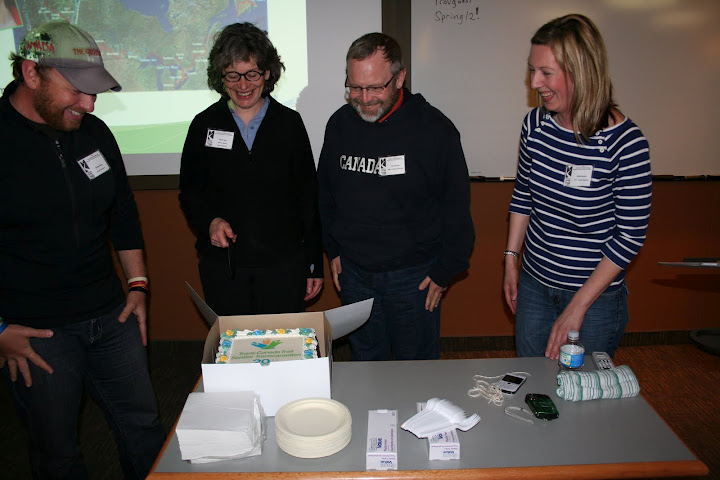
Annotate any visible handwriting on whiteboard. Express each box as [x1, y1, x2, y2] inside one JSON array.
[[434, 0, 479, 26]]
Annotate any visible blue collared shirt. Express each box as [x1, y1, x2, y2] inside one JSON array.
[[228, 97, 270, 150]]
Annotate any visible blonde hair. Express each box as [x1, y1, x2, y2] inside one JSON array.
[[531, 14, 617, 143]]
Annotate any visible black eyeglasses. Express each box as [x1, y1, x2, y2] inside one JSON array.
[[345, 73, 396, 95], [222, 70, 265, 83]]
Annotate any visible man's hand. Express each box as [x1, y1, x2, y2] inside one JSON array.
[[0, 324, 54, 387], [330, 257, 342, 291], [305, 278, 324, 301], [209, 217, 237, 248], [119, 290, 148, 346], [419, 276, 446, 312]]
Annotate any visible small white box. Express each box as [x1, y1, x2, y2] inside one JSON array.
[[415, 402, 461, 460], [366, 410, 398, 470], [427, 429, 460, 460], [188, 283, 371, 416]]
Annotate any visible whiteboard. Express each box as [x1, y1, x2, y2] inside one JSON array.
[[411, 0, 720, 177], [300, 0, 382, 164]]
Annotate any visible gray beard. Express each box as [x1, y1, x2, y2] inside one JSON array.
[[352, 86, 400, 123]]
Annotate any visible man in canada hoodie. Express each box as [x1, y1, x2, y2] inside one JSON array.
[[318, 32, 474, 361]]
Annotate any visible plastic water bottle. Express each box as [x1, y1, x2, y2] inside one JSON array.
[[558, 330, 585, 370]]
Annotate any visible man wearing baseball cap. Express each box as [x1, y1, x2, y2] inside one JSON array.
[[0, 21, 165, 479]]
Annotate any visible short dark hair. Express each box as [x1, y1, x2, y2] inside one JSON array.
[[9, 52, 51, 83], [206, 22, 284, 99], [346, 33, 404, 75]]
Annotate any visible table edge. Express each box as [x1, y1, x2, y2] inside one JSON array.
[[147, 459, 708, 479]]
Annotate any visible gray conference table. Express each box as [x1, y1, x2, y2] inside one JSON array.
[[148, 356, 707, 479]]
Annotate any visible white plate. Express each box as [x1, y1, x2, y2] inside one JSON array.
[[275, 398, 352, 458], [275, 398, 351, 438]]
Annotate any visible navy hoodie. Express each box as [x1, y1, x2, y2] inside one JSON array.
[[317, 89, 474, 287]]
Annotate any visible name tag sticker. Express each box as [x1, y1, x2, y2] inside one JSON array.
[[77, 150, 110, 180], [379, 155, 406, 176], [205, 129, 234, 150], [563, 164, 593, 187]]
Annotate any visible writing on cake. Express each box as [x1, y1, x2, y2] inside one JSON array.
[[215, 328, 318, 364]]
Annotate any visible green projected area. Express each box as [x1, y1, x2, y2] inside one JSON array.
[[112, 122, 190, 155]]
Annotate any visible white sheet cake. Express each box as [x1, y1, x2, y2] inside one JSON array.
[[215, 328, 318, 364]]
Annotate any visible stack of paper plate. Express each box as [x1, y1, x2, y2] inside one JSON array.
[[275, 398, 352, 458]]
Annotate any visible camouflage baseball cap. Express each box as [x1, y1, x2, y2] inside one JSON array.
[[19, 21, 121, 94]]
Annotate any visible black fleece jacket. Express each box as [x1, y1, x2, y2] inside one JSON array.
[[179, 96, 323, 277], [0, 81, 144, 327]]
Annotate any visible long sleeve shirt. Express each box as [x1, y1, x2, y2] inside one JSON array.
[[509, 108, 652, 291]]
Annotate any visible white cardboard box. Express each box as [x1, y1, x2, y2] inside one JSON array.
[[416, 402, 461, 460], [366, 410, 398, 470], [188, 283, 371, 416], [426, 429, 460, 460]]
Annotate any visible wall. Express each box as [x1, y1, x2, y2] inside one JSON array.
[[135, 181, 720, 340], [410, 0, 720, 177]]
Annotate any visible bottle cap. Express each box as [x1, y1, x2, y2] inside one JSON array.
[[568, 330, 580, 340]]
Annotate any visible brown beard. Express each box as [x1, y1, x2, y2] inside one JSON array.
[[33, 81, 85, 132]]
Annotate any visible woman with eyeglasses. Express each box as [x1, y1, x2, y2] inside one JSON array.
[[179, 22, 323, 315]]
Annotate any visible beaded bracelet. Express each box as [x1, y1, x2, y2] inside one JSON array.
[[503, 250, 520, 258]]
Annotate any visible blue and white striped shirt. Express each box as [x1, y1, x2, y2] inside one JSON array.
[[509, 108, 652, 292]]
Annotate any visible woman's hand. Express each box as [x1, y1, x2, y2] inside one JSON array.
[[305, 278, 324, 301], [209, 217, 237, 247], [545, 304, 586, 359], [503, 255, 520, 314]]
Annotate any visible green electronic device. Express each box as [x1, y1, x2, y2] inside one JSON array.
[[525, 393, 559, 420]]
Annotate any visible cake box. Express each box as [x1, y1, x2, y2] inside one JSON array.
[[188, 283, 372, 416]]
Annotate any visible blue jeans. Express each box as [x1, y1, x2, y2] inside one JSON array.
[[515, 269, 630, 357], [5, 302, 165, 480], [339, 257, 441, 361]]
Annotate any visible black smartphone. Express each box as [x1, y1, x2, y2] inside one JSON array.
[[525, 393, 559, 420]]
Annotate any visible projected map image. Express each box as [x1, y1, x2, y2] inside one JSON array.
[[3, 0, 308, 163], [14, 0, 266, 92]]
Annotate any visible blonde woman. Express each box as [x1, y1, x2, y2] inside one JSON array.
[[504, 14, 652, 359]]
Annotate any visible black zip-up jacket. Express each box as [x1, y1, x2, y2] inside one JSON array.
[[0, 81, 144, 327], [178, 96, 323, 277], [317, 89, 475, 287]]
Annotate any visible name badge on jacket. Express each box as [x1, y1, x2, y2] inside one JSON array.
[[205, 129, 234, 150], [77, 150, 110, 180], [379, 155, 406, 176]]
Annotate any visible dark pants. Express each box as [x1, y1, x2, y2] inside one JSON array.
[[339, 256, 441, 361], [199, 250, 307, 315], [5, 302, 165, 480]]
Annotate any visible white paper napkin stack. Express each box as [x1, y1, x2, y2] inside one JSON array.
[[176, 391, 264, 463]]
